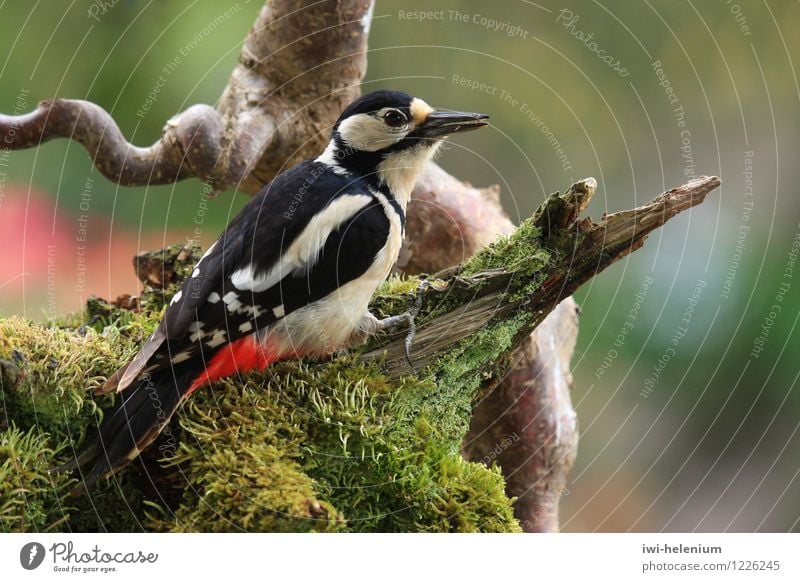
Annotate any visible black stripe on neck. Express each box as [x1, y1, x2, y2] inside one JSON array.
[[387, 194, 405, 230], [327, 135, 408, 230]]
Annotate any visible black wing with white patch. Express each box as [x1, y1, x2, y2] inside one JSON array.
[[163, 162, 305, 338], [127, 161, 392, 380]]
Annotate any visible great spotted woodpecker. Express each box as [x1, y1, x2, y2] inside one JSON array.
[[69, 90, 489, 487]]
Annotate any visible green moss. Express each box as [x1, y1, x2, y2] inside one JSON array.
[[66, 478, 149, 532], [370, 274, 423, 318], [0, 315, 155, 533], [461, 218, 550, 279], [0, 317, 119, 442], [376, 274, 421, 297], [395, 436, 521, 532], [0, 425, 75, 532], [143, 355, 519, 532], [145, 367, 344, 532], [0, 312, 521, 532], [135, 242, 203, 312], [85, 296, 162, 335]]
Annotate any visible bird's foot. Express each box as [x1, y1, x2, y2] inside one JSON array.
[[373, 279, 429, 369]]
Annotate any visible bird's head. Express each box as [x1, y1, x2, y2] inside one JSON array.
[[320, 90, 489, 203]]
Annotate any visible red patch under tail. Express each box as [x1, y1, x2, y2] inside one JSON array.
[[188, 335, 278, 394]]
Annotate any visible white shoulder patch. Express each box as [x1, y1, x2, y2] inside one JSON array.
[[231, 194, 374, 292], [316, 142, 350, 176]]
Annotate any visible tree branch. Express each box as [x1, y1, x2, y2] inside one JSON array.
[[0, 99, 192, 186], [364, 176, 721, 374], [0, 0, 372, 193]]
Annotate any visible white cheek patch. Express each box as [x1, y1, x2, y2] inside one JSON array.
[[338, 113, 404, 152]]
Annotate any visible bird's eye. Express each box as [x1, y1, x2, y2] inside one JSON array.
[[383, 110, 407, 128]]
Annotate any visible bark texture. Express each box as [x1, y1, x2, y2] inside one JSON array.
[[0, 0, 372, 194]]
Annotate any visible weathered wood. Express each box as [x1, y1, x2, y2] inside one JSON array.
[[364, 176, 721, 375]]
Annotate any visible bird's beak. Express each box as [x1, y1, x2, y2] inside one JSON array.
[[416, 110, 490, 138]]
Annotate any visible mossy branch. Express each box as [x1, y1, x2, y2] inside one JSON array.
[[364, 175, 721, 378]]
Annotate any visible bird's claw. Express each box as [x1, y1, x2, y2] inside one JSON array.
[[375, 279, 430, 370]]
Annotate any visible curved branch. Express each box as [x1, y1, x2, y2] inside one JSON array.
[[0, 0, 372, 192], [0, 99, 191, 186]]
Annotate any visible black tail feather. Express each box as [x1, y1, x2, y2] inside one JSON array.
[[65, 368, 194, 492]]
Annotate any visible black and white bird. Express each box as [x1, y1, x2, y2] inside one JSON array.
[[69, 90, 489, 487]]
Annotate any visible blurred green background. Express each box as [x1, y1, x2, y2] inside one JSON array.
[[0, 0, 798, 531]]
